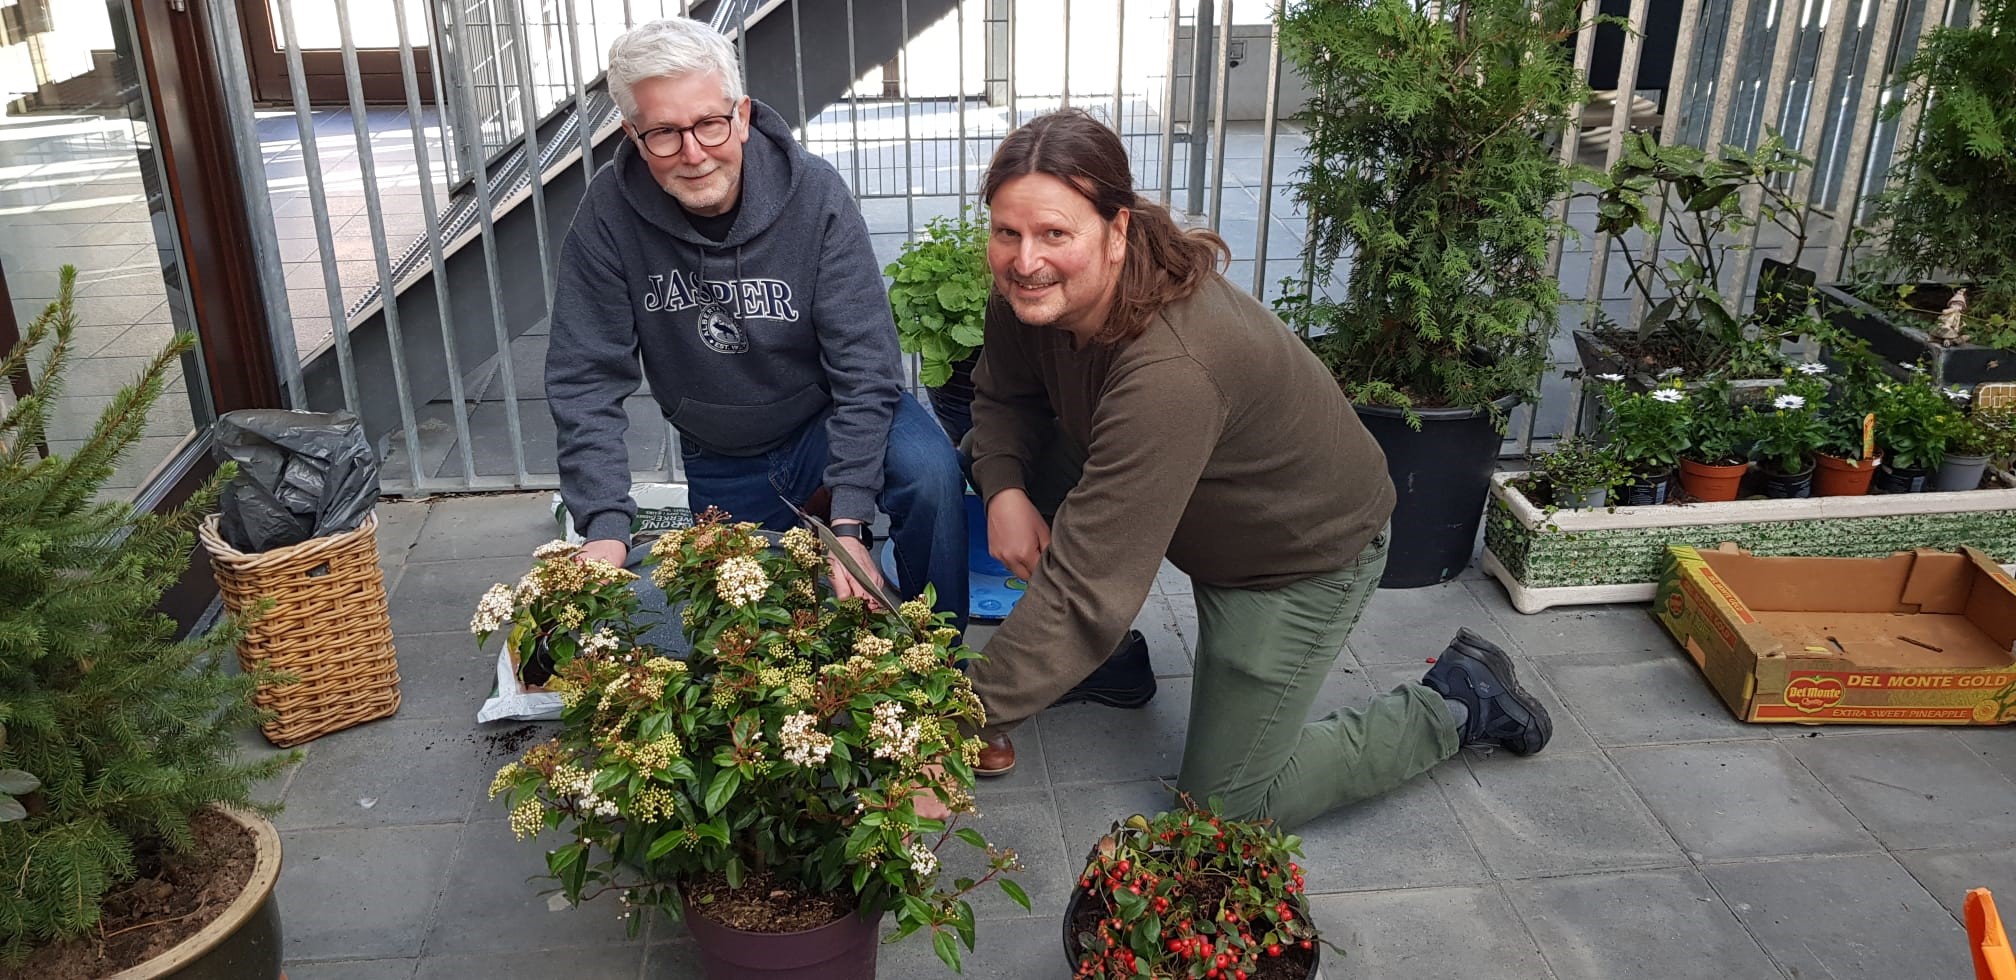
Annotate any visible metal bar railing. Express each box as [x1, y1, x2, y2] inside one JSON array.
[[1158, 0, 1179, 207], [274, 0, 362, 416], [1205, 0, 1232, 233], [1251, 0, 1284, 298], [403, 0, 478, 485], [337, 0, 427, 488]]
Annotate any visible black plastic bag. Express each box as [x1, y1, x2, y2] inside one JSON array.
[[212, 409, 380, 553]]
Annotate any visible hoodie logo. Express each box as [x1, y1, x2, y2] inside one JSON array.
[[694, 298, 749, 354], [643, 272, 800, 324]]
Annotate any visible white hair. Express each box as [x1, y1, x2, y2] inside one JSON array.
[[607, 18, 745, 120]]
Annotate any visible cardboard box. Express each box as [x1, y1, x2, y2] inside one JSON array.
[[1654, 544, 2016, 725]]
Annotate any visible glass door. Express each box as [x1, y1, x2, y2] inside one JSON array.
[[0, 0, 214, 501], [237, 0, 435, 104]]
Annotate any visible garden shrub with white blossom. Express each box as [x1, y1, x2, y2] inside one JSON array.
[[481, 509, 1025, 972]]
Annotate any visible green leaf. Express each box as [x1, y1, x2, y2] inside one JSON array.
[[932, 930, 962, 973], [954, 827, 987, 849], [999, 877, 1031, 910], [726, 856, 746, 889], [0, 769, 39, 795], [646, 830, 687, 861], [703, 769, 740, 815]]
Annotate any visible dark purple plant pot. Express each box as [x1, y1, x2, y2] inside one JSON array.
[[683, 901, 882, 980], [1062, 885, 1321, 979]]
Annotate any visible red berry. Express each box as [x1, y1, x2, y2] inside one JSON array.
[[1268, 944, 1282, 957], [1301, 939, 1313, 949], [1236, 972, 1249, 980]]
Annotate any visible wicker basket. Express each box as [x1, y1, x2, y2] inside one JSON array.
[[199, 513, 401, 747]]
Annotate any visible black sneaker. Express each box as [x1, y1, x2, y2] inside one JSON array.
[[1421, 629, 1551, 755], [1052, 630, 1157, 709]]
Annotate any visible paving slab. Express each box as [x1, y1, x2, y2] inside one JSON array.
[[642, 941, 706, 976], [1536, 645, 1757, 746], [1706, 853, 1971, 980], [1951, 726, 2016, 785], [873, 909, 1063, 979], [422, 818, 640, 956], [1347, 583, 1517, 666], [1506, 869, 1782, 979], [283, 959, 420, 980], [1473, 590, 1676, 658], [974, 714, 1053, 792], [278, 825, 462, 962], [1788, 731, 2016, 850], [1131, 592, 1194, 678], [1612, 740, 1881, 862], [374, 498, 431, 564], [388, 556, 540, 634], [412, 943, 647, 980], [1051, 779, 1184, 864], [404, 492, 554, 562], [275, 717, 498, 831], [1433, 752, 1685, 878], [1291, 771, 1488, 894], [1892, 843, 2016, 920], [929, 788, 1077, 923], [1309, 884, 1554, 980], [385, 629, 496, 723], [1037, 678, 1193, 785]]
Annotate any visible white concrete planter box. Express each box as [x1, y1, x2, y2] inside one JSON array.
[[1481, 470, 2016, 614]]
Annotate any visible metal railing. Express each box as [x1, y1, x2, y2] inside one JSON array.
[[209, 0, 1949, 494]]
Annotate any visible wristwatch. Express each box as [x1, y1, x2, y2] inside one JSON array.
[[829, 522, 875, 550]]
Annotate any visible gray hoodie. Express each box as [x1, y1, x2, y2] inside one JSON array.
[[547, 100, 901, 543]]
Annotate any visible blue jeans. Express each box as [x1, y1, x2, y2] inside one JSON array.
[[674, 394, 968, 635]]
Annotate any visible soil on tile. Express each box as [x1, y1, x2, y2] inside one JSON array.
[[482, 723, 541, 754], [7, 809, 257, 980], [1068, 889, 1318, 980], [684, 871, 856, 933]]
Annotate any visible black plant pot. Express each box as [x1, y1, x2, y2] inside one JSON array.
[[1062, 884, 1320, 979], [1873, 462, 1935, 495], [684, 900, 883, 979], [1759, 462, 1815, 499], [1618, 468, 1673, 506], [1354, 396, 1517, 588], [926, 353, 979, 445], [1816, 279, 2016, 386]]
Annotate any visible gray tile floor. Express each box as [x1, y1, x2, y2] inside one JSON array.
[[262, 492, 2016, 980]]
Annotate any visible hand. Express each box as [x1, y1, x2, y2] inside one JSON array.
[[986, 489, 1050, 581], [909, 762, 953, 822], [826, 524, 889, 609], [577, 538, 629, 568]]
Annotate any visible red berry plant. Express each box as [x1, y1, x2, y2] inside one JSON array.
[[1068, 798, 1330, 980]]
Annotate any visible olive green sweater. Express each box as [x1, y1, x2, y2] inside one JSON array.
[[967, 274, 1396, 732]]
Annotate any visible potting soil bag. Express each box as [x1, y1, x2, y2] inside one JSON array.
[[212, 409, 380, 553], [476, 647, 563, 723]]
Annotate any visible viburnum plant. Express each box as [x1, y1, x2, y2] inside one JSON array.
[[471, 541, 641, 686], [1068, 799, 1328, 980], [484, 510, 1025, 972], [1595, 375, 1692, 474]]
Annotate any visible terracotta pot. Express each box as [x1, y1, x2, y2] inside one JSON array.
[[683, 898, 882, 979], [1677, 458, 1747, 502], [106, 807, 283, 980], [1813, 453, 1880, 497]]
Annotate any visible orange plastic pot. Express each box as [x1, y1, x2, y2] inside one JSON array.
[[1813, 453, 1879, 497], [1677, 458, 1747, 502]]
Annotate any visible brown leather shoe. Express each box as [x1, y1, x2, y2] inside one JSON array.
[[974, 733, 1016, 777]]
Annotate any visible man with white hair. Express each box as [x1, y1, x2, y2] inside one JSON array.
[[546, 17, 968, 629]]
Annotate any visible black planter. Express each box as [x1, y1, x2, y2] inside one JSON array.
[[1817, 281, 2016, 386], [1062, 886, 1320, 979], [1759, 462, 1815, 499], [684, 900, 882, 979], [1354, 396, 1517, 588], [1618, 468, 1672, 506], [1873, 462, 1935, 495], [926, 354, 979, 445]]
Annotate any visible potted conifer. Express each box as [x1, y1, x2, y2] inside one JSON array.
[[1277, 0, 1588, 587], [0, 267, 291, 976]]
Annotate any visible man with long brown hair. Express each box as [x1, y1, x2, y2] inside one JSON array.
[[951, 110, 1551, 827]]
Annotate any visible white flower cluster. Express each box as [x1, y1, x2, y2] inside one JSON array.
[[1651, 389, 1685, 403], [550, 765, 619, 818], [868, 700, 923, 760], [582, 628, 620, 656], [779, 711, 835, 767], [533, 539, 580, 560], [906, 841, 939, 878], [780, 526, 822, 568], [578, 792, 619, 819], [715, 556, 770, 607], [1773, 394, 1807, 411], [470, 583, 516, 634]]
